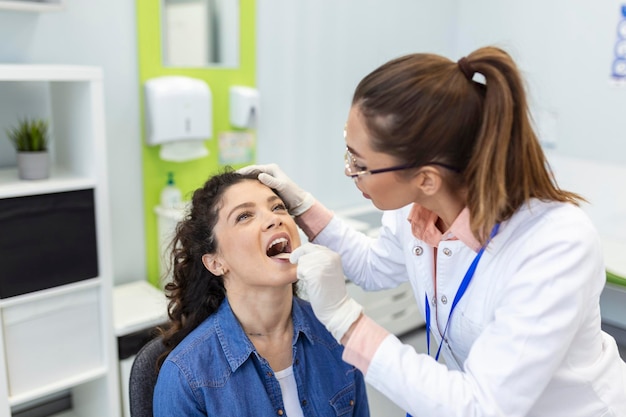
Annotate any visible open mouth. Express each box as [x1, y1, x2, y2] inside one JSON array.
[[266, 237, 291, 259]]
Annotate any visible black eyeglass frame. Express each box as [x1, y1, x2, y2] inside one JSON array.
[[344, 148, 458, 180]]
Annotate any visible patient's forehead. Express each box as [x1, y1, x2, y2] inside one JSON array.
[[218, 180, 278, 213]]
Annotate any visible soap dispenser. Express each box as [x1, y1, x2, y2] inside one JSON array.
[[160, 172, 182, 209]]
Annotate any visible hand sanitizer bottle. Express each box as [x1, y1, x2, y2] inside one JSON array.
[[160, 171, 182, 209]]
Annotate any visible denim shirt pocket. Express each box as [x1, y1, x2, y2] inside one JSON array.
[[329, 382, 357, 416]]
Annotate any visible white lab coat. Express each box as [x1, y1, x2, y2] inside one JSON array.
[[313, 199, 626, 417]]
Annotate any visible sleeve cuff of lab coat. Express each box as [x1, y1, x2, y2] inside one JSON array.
[[342, 314, 390, 375], [295, 201, 334, 240]]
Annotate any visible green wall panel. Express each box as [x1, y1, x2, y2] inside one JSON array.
[[136, 0, 257, 286]]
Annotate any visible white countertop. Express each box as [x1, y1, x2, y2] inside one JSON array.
[[113, 281, 168, 337]]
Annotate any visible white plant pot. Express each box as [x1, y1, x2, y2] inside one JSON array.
[[17, 151, 50, 180]]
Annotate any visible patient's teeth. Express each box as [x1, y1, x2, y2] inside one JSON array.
[[273, 253, 291, 259], [267, 237, 289, 257]]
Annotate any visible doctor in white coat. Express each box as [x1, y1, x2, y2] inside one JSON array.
[[241, 46, 626, 416]]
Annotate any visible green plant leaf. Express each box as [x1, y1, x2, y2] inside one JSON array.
[[4, 117, 50, 152]]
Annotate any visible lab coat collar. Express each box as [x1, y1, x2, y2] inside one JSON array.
[[407, 204, 481, 252]]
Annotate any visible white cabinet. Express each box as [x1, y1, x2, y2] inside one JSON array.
[[347, 281, 423, 336], [114, 281, 168, 417], [0, 65, 120, 417]]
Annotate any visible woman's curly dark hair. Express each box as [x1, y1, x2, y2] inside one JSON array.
[[156, 168, 263, 368]]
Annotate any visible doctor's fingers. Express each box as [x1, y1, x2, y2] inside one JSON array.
[[291, 243, 340, 267], [292, 245, 344, 281]]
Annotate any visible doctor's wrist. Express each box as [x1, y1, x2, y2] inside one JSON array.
[[340, 312, 365, 345]]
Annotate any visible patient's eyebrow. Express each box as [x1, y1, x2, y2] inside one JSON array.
[[226, 195, 284, 222], [267, 195, 282, 204], [226, 202, 254, 222]]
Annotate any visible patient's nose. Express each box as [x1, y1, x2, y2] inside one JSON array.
[[264, 212, 283, 229]]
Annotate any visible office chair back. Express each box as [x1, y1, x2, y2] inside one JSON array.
[[129, 336, 167, 417]]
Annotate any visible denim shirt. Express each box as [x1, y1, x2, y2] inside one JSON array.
[[154, 297, 370, 416]]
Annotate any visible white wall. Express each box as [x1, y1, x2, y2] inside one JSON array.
[[454, 0, 626, 164], [256, 0, 459, 210], [256, 0, 626, 211], [0, 1, 146, 285]]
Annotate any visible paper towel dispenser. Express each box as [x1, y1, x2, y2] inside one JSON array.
[[145, 76, 212, 144], [144, 76, 212, 161], [230, 86, 259, 129]]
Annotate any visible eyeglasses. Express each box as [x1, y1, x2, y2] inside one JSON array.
[[344, 148, 413, 180], [344, 148, 459, 181]]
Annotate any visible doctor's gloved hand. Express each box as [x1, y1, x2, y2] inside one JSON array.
[[237, 163, 315, 216], [290, 243, 363, 342]]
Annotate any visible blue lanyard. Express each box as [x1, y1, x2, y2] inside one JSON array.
[[407, 223, 499, 417]]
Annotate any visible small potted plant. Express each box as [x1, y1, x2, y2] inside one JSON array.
[[5, 117, 51, 180]]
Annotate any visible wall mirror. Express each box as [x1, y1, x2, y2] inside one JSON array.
[[161, 0, 239, 68]]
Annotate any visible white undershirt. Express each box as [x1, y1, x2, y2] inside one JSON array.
[[274, 365, 304, 417]]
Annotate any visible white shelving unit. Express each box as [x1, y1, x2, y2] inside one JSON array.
[[0, 65, 120, 417], [0, 0, 64, 12]]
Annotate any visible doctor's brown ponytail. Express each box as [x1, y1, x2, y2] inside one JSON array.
[[462, 46, 583, 244]]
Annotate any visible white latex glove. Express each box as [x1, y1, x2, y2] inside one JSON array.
[[237, 163, 315, 216], [290, 243, 363, 342]]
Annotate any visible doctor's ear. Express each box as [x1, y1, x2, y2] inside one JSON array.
[[415, 166, 442, 195], [414, 166, 443, 196], [202, 254, 227, 276]]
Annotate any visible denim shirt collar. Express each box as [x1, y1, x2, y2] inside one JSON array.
[[215, 296, 315, 373]]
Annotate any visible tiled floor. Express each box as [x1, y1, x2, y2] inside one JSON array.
[[365, 325, 626, 416]]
